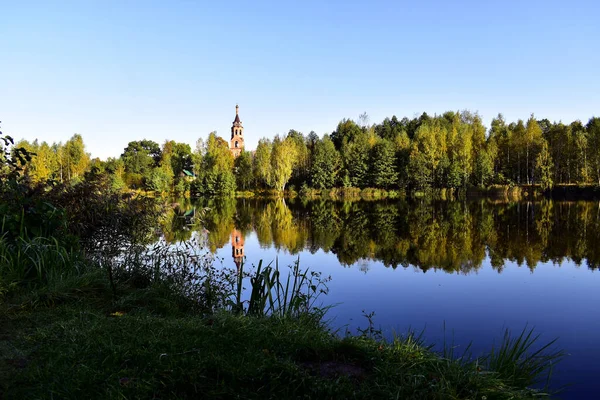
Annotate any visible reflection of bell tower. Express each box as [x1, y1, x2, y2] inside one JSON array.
[[230, 104, 244, 158], [231, 228, 245, 269]]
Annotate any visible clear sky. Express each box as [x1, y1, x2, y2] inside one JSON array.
[[1, 0, 599, 159]]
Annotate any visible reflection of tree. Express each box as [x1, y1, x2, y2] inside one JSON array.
[[535, 200, 553, 249], [198, 198, 236, 252], [254, 201, 274, 248], [332, 203, 371, 265], [160, 206, 194, 243], [163, 197, 600, 274], [310, 201, 341, 252], [271, 199, 308, 254]]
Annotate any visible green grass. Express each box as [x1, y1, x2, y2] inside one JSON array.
[[0, 239, 564, 399], [0, 234, 89, 298], [1, 298, 560, 400]]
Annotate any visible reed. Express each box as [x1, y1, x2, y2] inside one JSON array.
[[0, 233, 85, 294], [483, 326, 566, 390], [235, 258, 330, 318]]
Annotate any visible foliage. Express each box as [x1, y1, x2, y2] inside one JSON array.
[[192, 132, 236, 197], [270, 135, 297, 191], [253, 138, 272, 188], [234, 150, 254, 190], [369, 139, 398, 188], [121, 139, 161, 176], [8, 110, 600, 196], [310, 135, 341, 189], [343, 130, 371, 188], [535, 141, 553, 190]]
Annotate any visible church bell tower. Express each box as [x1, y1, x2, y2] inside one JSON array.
[[230, 104, 244, 157]]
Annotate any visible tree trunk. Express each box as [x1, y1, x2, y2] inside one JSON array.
[[526, 145, 530, 184]]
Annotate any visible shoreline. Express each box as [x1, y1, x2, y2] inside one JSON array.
[[232, 184, 600, 201]]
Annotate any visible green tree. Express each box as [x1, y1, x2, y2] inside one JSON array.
[[311, 136, 340, 189], [573, 128, 590, 183], [171, 142, 193, 178], [489, 114, 510, 182], [370, 139, 398, 188], [234, 151, 254, 190], [62, 134, 90, 183], [271, 135, 298, 191], [121, 140, 161, 178], [194, 132, 236, 196], [147, 167, 173, 192], [525, 115, 543, 184], [253, 138, 273, 188], [586, 117, 600, 185], [31, 141, 58, 183], [408, 122, 445, 189], [394, 129, 411, 188], [286, 130, 310, 186], [536, 140, 553, 190], [343, 130, 370, 188], [474, 148, 495, 187], [331, 119, 362, 150], [455, 124, 473, 187]]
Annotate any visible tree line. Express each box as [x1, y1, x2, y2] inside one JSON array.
[[10, 111, 600, 195]]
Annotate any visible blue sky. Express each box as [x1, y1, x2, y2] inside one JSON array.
[[1, 0, 599, 159]]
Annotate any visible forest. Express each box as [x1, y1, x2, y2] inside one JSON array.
[[7, 111, 600, 196]]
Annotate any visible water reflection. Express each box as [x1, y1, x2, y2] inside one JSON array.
[[231, 228, 245, 269], [163, 198, 600, 273], [159, 197, 600, 398]]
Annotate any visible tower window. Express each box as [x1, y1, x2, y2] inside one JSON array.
[[235, 141, 239, 148]]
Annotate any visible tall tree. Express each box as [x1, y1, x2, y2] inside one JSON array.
[[286, 130, 309, 186], [587, 117, 600, 185], [62, 134, 90, 183], [343, 130, 371, 188], [253, 138, 273, 188], [271, 135, 298, 191], [525, 115, 543, 184], [370, 139, 398, 188], [121, 140, 161, 175], [234, 151, 254, 190], [330, 119, 362, 150], [194, 132, 235, 196], [408, 121, 445, 188], [311, 136, 341, 189], [536, 140, 553, 190], [573, 128, 590, 183]]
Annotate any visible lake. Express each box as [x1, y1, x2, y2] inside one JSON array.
[[163, 197, 600, 399]]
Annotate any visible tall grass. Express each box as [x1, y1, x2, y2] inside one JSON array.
[[484, 326, 566, 390], [0, 233, 86, 294], [111, 238, 234, 313], [233, 258, 330, 318]]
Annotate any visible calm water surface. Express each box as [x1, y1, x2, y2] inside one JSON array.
[[165, 198, 600, 399]]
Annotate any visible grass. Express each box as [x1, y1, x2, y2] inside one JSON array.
[[485, 326, 565, 390], [0, 238, 565, 399], [0, 234, 88, 298], [0, 298, 562, 400]]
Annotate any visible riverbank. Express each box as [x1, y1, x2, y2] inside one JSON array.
[[1, 266, 563, 400], [232, 184, 600, 202]]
